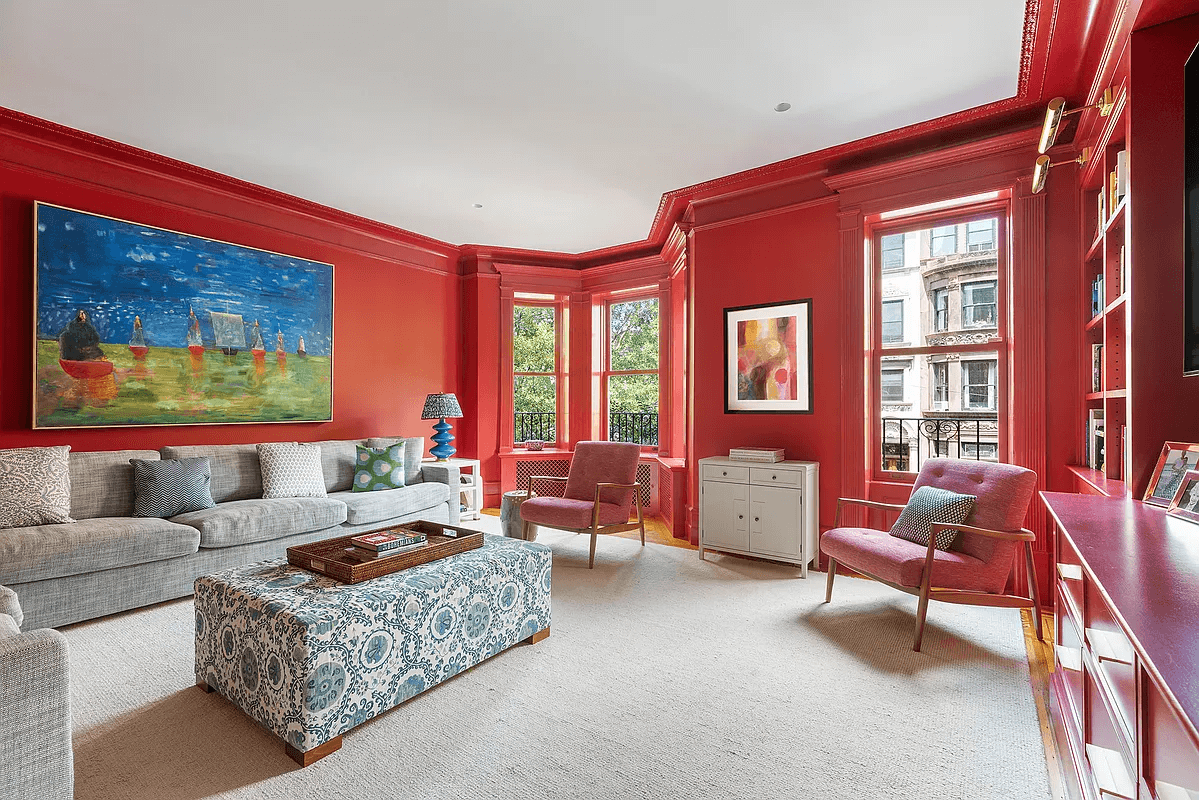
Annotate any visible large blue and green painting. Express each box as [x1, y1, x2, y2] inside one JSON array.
[[34, 202, 333, 428]]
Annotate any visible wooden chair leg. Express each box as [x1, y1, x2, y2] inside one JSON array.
[[824, 558, 837, 603], [1025, 541, 1044, 641], [588, 527, 598, 569], [636, 488, 645, 546], [913, 579, 932, 652]]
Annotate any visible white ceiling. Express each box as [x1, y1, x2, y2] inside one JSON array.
[[0, 2, 1027, 254]]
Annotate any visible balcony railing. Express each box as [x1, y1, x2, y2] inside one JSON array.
[[881, 415, 998, 473], [609, 412, 658, 447], [514, 412, 556, 443]]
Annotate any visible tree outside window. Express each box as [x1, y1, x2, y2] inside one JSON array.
[[607, 298, 659, 446], [513, 305, 558, 443]]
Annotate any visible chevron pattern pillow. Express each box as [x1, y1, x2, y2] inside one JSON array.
[[258, 442, 327, 498], [131, 457, 216, 518], [0, 445, 75, 528], [889, 486, 976, 551], [353, 444, 407, 492]]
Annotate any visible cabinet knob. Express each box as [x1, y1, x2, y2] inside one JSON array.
[[754, 517, 760, 522], [738, 515, 743, 520], [722, 471, 727, 476], [771, 475, 777, 480]]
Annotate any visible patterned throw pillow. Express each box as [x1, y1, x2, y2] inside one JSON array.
[[130, 457, 216, 518], [889, 486, 976, 551], [257, 442, 327, 499], [353, 444, 407, 492], [0, 445, 75, 528]]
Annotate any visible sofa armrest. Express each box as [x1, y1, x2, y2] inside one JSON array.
[[0, 621, 74, 799], [420, 464, 462, 525], [0, 584, 22, 628]]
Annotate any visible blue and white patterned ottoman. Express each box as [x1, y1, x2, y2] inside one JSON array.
[[194, 534, 551, 765]]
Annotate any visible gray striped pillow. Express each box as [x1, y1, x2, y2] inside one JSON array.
[[131, 457, 216, 518]]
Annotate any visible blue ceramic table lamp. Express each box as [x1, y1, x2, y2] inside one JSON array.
[[421, 393, 464, 461]]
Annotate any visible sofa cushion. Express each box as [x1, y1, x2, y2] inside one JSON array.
[[888, 486, 975, 551], [519, 497, 630, 530], [820, 527, 1015, 595], [365, 437, 424, 484], [257, 442, 327, 498], [317, 439, 365, 493], [70, 449, 160, 519], [0, 517, 199, 584], [131, 457, 217, 518], [353, 444, 407, 492], [0, 445, 75, 528], [329, 482, 450, 526], [161, 444, 262, 503], [171, 497, 348, 548]]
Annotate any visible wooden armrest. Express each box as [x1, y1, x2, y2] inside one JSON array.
[[592, 482, 643, 509], [929, 522, 1036, 542], [595, 482, 639, 489], [837, 497, 906, 512]]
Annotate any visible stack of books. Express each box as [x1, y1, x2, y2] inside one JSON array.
[[345, 529, 427, 562], [728, 447, 785, 463]]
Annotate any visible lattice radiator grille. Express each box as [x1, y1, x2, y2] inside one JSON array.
[[658, 463, 673, 527], [636, 462, 654, 509], [516, 459, 570, 496]]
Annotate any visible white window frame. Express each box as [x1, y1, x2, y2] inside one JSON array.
[[962, 359, 998, 411], [962, 279, 998, 328]]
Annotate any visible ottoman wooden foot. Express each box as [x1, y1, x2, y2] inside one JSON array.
[[196, 679, 215, 693], [525, 626, 550, 644], [285, 735, 342, 767]]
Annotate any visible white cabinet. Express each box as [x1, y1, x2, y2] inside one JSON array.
[[698, 457, 819, 576]]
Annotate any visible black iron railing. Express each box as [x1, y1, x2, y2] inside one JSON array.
[[514, 412, 556, 443], [881, 415, 998, 472], [609, 412, 658, 446]]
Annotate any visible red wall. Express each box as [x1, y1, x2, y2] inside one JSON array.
[[0, 115, 463, 453], [687, 200, 843, 533]]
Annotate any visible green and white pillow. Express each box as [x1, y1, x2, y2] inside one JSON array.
[[0, 445, 75, 528], [353, 444, 407, 492]]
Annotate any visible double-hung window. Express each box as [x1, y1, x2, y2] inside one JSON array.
[[933, 289, 949, 332], [962, 359, 998, 411], [966, 219, 997, 252], [605, 296, 659, 447], [881, 233, 905, 271], [962, 280, 998, 328], [931, 225, 957, 257], [881, 369, 905, 402], [881, 300, 904, 344], [513, 302, 561, 445]]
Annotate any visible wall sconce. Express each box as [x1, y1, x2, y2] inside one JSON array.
[[1031, 147, 1091, 194], [1039, 88, 1114, 154]]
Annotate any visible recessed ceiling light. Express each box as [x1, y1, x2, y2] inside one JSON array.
[[774, 102, 791, 113], [473, 203, 483, 208]]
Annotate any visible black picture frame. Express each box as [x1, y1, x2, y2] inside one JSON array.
[[722, 298, 814, 414]]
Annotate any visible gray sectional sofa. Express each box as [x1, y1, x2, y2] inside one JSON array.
[[0, 437, 459, 630]]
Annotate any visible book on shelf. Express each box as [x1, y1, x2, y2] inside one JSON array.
[[1087, 409, 1105, 471], [344, 541, 426, 562], [1092, 344, 1103, 393], [1097, 188, 1106, 231], [1115, 149, 1128, 204], [1091, 275, 1105, 318], [728, 447, 785, 462], [1109, 171, 1119, 214], [349, 529, 427, 552]]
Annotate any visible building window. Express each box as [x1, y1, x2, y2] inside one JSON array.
[[963, 359, 998, 410], [962, 442, 999, 460], [513, 304, 560, 444], [881, 233, 905, 271], [931, 225, 957, 257], [606, 297, 659, 447], [967, 219, 997, 252], [932, 362, 948, 409], [881, 369, 905, 402], [933, 289, 949, 332], [962, 280, 998, 328], [881, 300, 904, 344]]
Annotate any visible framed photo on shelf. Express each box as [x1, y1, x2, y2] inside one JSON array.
[[723, 298, 813, 414], [1144, 442, 1199, 507], [1167, 469, 1199, 523]]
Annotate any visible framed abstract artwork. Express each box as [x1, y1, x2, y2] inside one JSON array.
[[723, 298, 813, 414], [33, 202, 334, 429]]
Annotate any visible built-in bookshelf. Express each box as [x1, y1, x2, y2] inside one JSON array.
[[1075, 90, 1130, 497]]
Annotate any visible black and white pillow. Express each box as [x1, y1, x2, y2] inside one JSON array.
[[889, 486, 976, 550], [257, 442, 327, 498], [0, 445, 75, 528], [130, 457, 216, 518]]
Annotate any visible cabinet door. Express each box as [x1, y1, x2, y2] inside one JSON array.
[[701, 481, 749, 550], [749, 485, 801, 557]]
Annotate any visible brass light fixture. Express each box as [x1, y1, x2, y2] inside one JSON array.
[[1038, 88, 1114, 154], [1031, 147, 1091, 194]]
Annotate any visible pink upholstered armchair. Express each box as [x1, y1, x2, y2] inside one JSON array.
[[519, 441, 645, 569], [820, 458, 1043, 652]]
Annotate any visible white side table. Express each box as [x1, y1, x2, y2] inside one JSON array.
[[424, 457, 482, 520]]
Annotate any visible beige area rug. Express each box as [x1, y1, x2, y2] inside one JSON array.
[[62, 519, 1051, 800]]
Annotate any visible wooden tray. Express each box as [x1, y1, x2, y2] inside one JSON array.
[[286, 520, 484, 584]]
